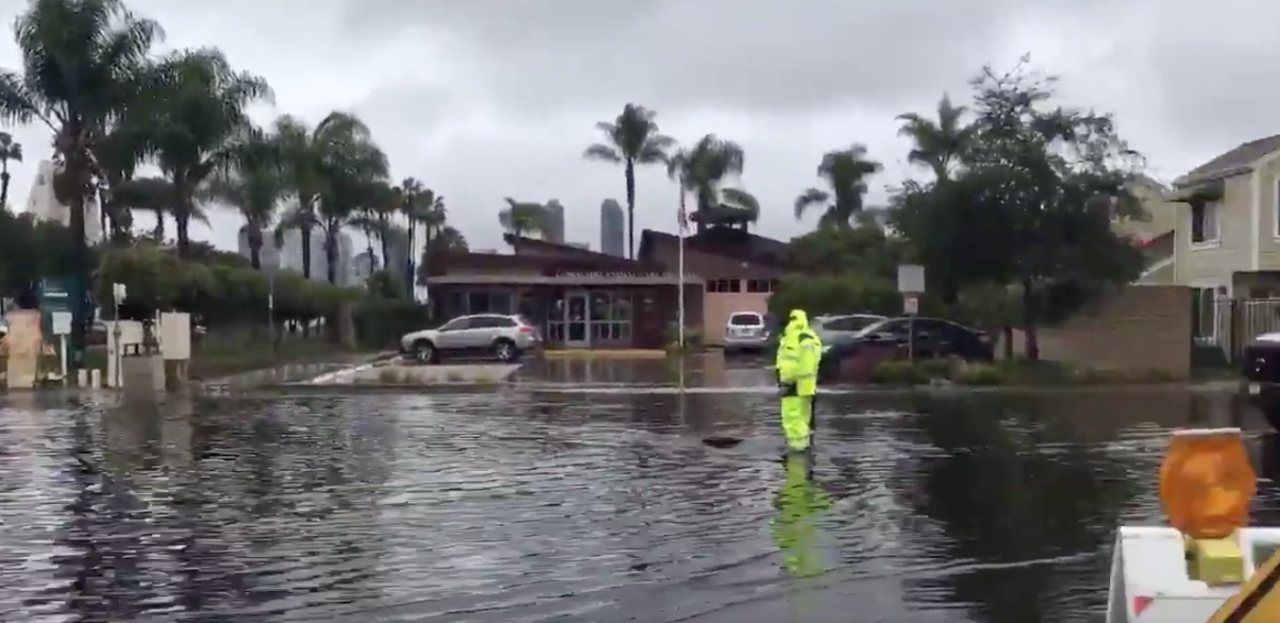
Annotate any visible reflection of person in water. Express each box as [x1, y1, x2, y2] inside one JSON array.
[[770, 451, 834, 579]]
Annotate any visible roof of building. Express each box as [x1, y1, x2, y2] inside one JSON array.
[[1176, 133, 1280, 187], [638, 227, 789, 266]]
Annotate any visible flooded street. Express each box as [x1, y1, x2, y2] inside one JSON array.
[[0, 373, 1276, 622]]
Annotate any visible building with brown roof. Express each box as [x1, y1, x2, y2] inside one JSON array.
[[421, 227, 790, 349]]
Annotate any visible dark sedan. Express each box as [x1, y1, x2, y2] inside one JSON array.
[[818, 316, 993, 382]]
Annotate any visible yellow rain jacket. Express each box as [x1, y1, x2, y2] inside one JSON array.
[[774, 310, 822, 451]]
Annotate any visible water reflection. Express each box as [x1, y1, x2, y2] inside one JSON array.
[[0, 388, 1270, 622]]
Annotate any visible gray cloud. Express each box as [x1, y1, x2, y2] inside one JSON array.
[[0, 0, 1273, 251]]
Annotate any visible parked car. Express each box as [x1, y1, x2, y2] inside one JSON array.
[[722, 311, 773, 354], [818, 316, 993, 382], [399, 314, 541, 364], [1243, 333, 1280, 430], [812, 313, 886, 344]]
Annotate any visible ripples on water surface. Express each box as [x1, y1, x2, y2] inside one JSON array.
[[0, 388, 1277, 622]]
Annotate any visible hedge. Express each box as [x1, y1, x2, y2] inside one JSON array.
[[94, 244, 363, 324]]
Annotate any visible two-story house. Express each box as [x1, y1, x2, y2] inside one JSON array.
[[1157, 133, 1280, 346]]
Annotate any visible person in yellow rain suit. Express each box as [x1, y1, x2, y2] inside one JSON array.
[[774, 309, 822, 452], [771, 451, 833, 582]]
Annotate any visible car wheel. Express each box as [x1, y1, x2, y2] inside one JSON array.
[[493, 339, 517, 362], [413, 340, 436, 364]]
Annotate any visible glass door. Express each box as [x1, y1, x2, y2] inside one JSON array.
[[565, 291, 590, 348]]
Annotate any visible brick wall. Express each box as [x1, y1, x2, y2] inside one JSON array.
[[1007, 285, 1192, 378]]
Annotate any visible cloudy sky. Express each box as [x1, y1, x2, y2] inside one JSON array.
[[0, 0, 1271, 252]]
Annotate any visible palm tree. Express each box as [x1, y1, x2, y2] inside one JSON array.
[[314, 119, 388, 285], [794, 145, 882, 228], [896, 94, 974, 182], [394, 177, 441, 292], [419, 224, 467, 284], [110, 175, 178, 241], [200, 127, 283, 269], [0, 0, 162, 363], [348, 181, 395, 269], [147, 48, 273, 256], [667, 135, 755, 231], [498, 198, 547, 238], [584, 104, 674, 258], [275, 112, 367, 281], [0, 132, 22, 210]]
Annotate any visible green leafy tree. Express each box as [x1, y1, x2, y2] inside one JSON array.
[[314, 117, 388, 285], [146, 48, 273, 256], [274, 112, 366, 281], [498, 198, 547, 238], [200, 127, 284, 269], [667, 134, 758, 231], [111, 175, 178, 241], [584, 104, 674, 258], [950, 60, 1146, 360], [896, 94, 975, 182], [0, 132, 22, 210], [0, 0, 163, 363], [794, 144, 882, 228]]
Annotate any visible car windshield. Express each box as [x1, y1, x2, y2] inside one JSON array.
[[728, 313, 762, 326]]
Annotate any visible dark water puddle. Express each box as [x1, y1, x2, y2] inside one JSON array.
[[0, 388, 1275, 622]]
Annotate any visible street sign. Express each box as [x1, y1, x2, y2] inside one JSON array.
[[897, 264, 925, 294], [51, 311, 71, 336], [904, 295, 919, 316]]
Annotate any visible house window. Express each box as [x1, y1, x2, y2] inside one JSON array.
[[707, 279, 741, 293], [1191, 200, 1220, 245], [746, 279, 776, 293], [1191, 287, 1220, 344]]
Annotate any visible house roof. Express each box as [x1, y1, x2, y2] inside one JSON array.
[[1176, 133, 1280, 187], [638, 227, 789, 266], [427, 248, 663, 275]]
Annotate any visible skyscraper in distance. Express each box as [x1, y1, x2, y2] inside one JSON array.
[[600, 199, 624, 257], [543, 199, 565, 243]]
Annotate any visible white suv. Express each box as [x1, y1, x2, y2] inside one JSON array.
[[400, 314, 541, 364], [722, 311, 771, 354]]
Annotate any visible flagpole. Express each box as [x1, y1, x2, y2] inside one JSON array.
[[677, 188, 686, 353]]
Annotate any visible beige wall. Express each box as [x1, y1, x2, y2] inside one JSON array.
[[1008, 285, 1192, 378], [1173, 174, 1252, 290], [702, 289, 771, 345], [1252, 156, 1280, 269]]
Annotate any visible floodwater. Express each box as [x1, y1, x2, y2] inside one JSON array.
[[0, 361, 1277, 622]]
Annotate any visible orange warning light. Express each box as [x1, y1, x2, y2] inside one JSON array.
[[1159, 428, 1256, 539]]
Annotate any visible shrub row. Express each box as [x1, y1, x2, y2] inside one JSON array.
[[94, 245, 365, 323]]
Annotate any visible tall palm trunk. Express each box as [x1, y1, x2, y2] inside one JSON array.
[[65, 151, 91, 368], [152, 208, 165, 240], [624, 159, 636, 258], [0, 162, 10, 210], [405, 219, 415, 295], [248, 226, 263, 270], [363, 226, 375, 269], [300, 224, 314, 280], [324, 227, 339, 284]]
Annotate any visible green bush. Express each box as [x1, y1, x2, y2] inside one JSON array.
[[93, 244, 363, 325], [353, 299, 435, 349], [869, 360, 929, 385], [952, 362, 1004, 385], [770, 273, 948, 318]]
